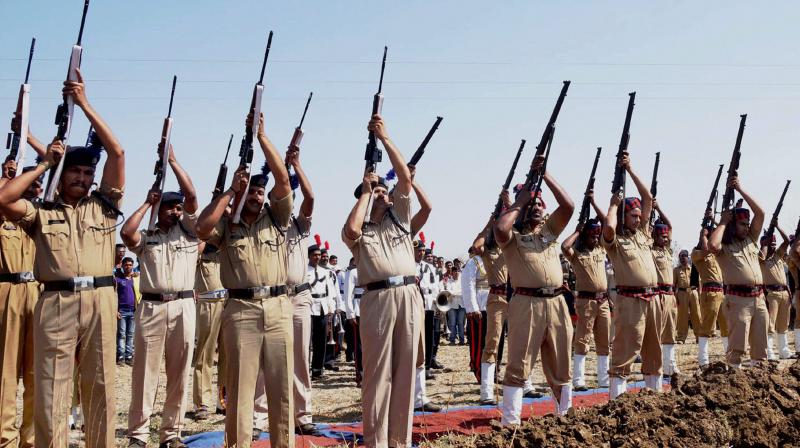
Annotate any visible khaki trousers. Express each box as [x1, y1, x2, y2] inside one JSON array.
[[192, 299, 225, 411], [573, 298, 611, 356], [291, 291, 313, 425], [128, 298, 196, 443], [609, 295, 663, 379], [0, 282, 36, 448], [766, 290, 791, 335], [481, 294, 508, 364], [504, 294, 573, 394], [697, 290, 727, 337], [34, 289, 117, 448], [660, 294, 677, 344], [223, 296, 294, 448], [723, 294, 769, 366], [360, 284, 421, 448], [676, 289, 702, 342]]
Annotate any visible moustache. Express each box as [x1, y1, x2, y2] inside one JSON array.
[[69, 181, 90, 190]]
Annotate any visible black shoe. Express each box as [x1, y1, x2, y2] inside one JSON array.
[[193, 407, 209, 421], [159, 438, 188, 448], [430, 360, 445, 370], [295, 422, 320, 436], [574, 385, 589, 392], [346, 354, 354, 363], [128, 439, 146, 448], [425, 370, 436, 380], [311, 369, 323, 379], [252, 429, 261, 442], [126, 358, 134, 366], [459, 341, 467, 346], [117, 359, 124, 366], [323, 364, 340, 372], [523, 390, 543, 399], [479, 398, 497, 406], [215, 407, 226, 415], [414, 402, 442, 412]]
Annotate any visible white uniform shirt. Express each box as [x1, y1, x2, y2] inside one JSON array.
[[443, 276, 463, 309], [417, 261, 440, 311], [343, 267, 364, 320], [461, 256, 489, 313], [306, 265, 336, 315], [327, 268, 343, 312]]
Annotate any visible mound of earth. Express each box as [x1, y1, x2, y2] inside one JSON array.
[[473, 362, 800, 448]]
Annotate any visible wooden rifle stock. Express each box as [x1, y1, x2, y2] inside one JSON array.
[[147, 76, 177, 231], [702, 164, 724, 229], [578, 147, 602, 225], [764, 180, 791, 239], [649, 151, 660, 224], [485, 139, 526, 250]]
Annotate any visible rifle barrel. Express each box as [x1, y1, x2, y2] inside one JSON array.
[[258, 31, 274, 84], [167, 75, 177, 118], [377, 46, 388, 94], [77, 0, 90, 45], [224, 134, 233, 163], [24, 38, 35, 84], [298, 92, 313, 128]]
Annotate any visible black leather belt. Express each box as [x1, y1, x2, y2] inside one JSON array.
[[229, 285, 288, 300], [0, 272, 35, 284], [290, 283, 311, 295], [43, 275, 115, 292], [354, 293, 363, 299], [514, 286, 566, 298], [677, 287, 690, 292], [311, 293, 328, 299], [577, 291, 609, 301], [703, 282, 723, 289], [658, 284, 675, 294], [725, 284, 764, 297], [364, 275, 417, 292], [765, 284, 789, 293], [142, 290, 194, 302]]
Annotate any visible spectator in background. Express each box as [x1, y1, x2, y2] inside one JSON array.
[[116, 257, 138, 366], [115, 243, 127, 271], [445, 267, 466, 345]]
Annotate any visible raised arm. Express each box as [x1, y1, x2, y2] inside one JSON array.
[[494, 187, 531, 246], [10, 114, 47, 159], [602, 193, 622, 243], [286, 146, 314, 219], [120, 191, 159, 248], [197, 167, 245, 239], [561, 225, 581, 258], [369, 115, 411, 196], [777, 224, 789, 256], [708, 210, 730, 253], [542, 169, 575, 236], [0, 140, 62, 220], [589, 192, 607, 222], [65, 68, 125, 191], [621, 153, 652, 230], [343, 173, 376, 241], [167, 145, 198, 214], [652, 198, 671, 230], [409, 166, 432, 237], [731, 176, 764, 240], [252, 113, 291, 200]]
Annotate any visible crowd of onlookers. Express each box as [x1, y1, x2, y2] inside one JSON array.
[[113, 244, 140, 365]]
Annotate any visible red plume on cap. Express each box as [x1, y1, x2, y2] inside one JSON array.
[[419, 232, 426, 244], [314, 234, 322, 247], [431, 241, 435, 251], [324, 241, 330, 251]]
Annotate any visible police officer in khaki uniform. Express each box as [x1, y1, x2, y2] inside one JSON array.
[[692, 219, 729, 365], [708, 176, 768, 368], [759, 226, 792, 359], [674, 250, 702, 345], [121, 143, 199, 448], [602, 153, 663, 398], [494, 154, 575, 423], [562, 192, 610, 392], [191, 240, 226, 421], [196, 112, 294, 447], [342, 114, 421, 448], [0, 69, 125, 447], [789, 241, 800, 356], [650, 212, 679, 377]]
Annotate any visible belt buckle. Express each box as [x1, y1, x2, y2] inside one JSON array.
[[162, 293, 178, 302], [387, 276, 404, 287], [18, 272, 34, 283], [71, 276, 94, 292], [541, 287, 555, 295], [252, 286, 270, 299]]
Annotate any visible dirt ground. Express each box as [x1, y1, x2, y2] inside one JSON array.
[[40, 329, 795, 446]]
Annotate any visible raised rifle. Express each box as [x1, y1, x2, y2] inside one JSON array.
[[764, 180, 791, 240], [521, 81, 570, 195], [44, 0, 90, 204], [363, 46, 388, 224], [578, 147, 602, 225], [213, 134, 234, 198], [6, 38, 36, 170], [287, 92, 313, 184], [611, 92, 635, 234], [649, 151, 660, 224], [146, 76, 177, 231], [701, 164, 724, 230], [232, 31, 273, 224], [407, 116, 443, 167], [720, 114, 747, 212], [484, 139, 526, 250]]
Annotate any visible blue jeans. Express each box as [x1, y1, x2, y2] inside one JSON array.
[[117, 309, 135, 360], [447, 308, 466, 343]]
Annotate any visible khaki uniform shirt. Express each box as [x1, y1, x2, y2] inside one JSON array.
[[195, 248, 223, 294], [19, 186, 122, 281], [760, 249, 788, 286], [602, 228, 658, 287], [564, 245, 608, 293], [483, 246, 507, 287], [674, 264, 691, 289], [788, 254, 799, 287], [131, 213, 199, 294], [206, 194, 293, 288], [691, 249, 723, 284], [0, 219, 35, 274], [342, 192, 415, 285], [500, 220, 563, 289], [286, 215, 311, 287], [651, 245, 674, 286], [717, 236, 763, 286]]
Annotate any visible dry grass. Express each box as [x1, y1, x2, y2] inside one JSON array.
[[17, 329, 793, 447]]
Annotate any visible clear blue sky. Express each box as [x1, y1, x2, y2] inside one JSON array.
[[2, 1, 799, 259]]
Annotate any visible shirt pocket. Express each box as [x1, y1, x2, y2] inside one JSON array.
[[0, 227, 22, 253], [81, 217, 109, 246], [40, 222, 70, 251], [618, 239, 639, 263], [228, 239, 249, 264], [258, 227, 281, 253], [360, 231, 382, 258], [144, 242, 164, 266]]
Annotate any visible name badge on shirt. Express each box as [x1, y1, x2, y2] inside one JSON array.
[[2, 223, 17, 231], [47, 219, 66, 225]]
